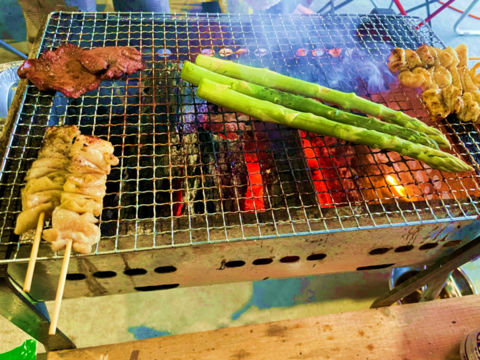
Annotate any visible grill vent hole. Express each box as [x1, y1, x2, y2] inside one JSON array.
[[369, 248, 390, 255], [124, 268, 147, 276], [419, 243, 438, 250], [134, 284, 179, 292], [395, 245, 414, 253], [93, 271, 116, 279], [225, 260, 246, 268], [443, 240, 462, 248], [357, 263, 395, 271], [280, 256, 300, 263], [66, 273, 86, 281], [307, 254, 326, 261], [154, 266, 177, 274], [253, 258, 273, 265]]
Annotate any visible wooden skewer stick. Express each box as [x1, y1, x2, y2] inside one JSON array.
[[49, 239, 73, 335], [469, 57, 480, 60], [23, 211, 45, 293]]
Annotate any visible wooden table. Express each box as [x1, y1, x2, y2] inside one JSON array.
[[41, 295, 480, 360]]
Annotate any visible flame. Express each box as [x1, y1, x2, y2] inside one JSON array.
[[386, 175, 408, 199]]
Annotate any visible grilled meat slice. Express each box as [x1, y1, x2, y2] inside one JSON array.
[[18, 43, 144, 98], [79, 46, 144, 80]]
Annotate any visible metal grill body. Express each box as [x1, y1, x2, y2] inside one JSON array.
[[1, 12, 480, 301]]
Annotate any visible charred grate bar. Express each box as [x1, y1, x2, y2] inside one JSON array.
[[0, 12, 479, 263]]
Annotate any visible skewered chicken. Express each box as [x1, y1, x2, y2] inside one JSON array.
[[15, 126, 80, 235], [42, 208, 100, 253], [42, 134, 118, 254], [388, 44, 480, 123]]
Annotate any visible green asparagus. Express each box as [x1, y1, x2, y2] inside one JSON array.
[[196, 79, 471, 173], [181, 61, 440, 149], [194, 54, 451, 149]]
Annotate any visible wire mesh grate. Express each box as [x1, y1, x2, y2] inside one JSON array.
[[1, 12, 479, 262]]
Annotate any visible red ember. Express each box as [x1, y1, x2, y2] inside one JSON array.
[[328, 48, 342, 57], [295, 48, 307, 57]]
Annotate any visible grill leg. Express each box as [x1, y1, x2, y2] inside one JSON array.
[[370, 235, 480, 308], [0, 266, 75, 351], [454, 0, 480, 35]]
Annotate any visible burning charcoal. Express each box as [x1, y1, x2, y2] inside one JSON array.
[[235, 48, 249, 56], [219, 48, 234, 57], [328, 48, 342, 57], [201, 49, 215, 56], [255, 122, 317, 210], [295, 48, 307, 57]]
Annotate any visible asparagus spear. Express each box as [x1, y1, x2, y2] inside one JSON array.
[[181, 61, 440, 150], [194, 54, 451, 149], [196, 79, 472, 173]]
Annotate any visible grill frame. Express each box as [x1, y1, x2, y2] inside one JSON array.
[[1, 12, 480, 292]]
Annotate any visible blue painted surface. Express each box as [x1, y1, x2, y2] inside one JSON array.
[[232, 277, 315, 320], [128, 326, 171, 340]]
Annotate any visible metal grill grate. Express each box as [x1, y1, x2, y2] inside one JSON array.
[[1, 12, 480, 263]]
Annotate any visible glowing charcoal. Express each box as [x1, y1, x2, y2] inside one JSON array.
[[385, 175, 408, 199], [157, 48, 171, 57], [328, 48, 342, 57], [295, 48, 307, 57], [254, 48, 268, 57], [235, 48, 249, 55], [201, 49, 215, 56], [219, 48, 234, 57]]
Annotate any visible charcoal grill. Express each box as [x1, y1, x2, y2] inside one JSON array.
[[1, 11, 480, 349]]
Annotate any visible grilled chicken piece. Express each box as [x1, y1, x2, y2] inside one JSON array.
[[42, 208, 100, 254], [428, 46, 441, 66], [388, 48, 407, 73], [458, 66, 479, 93], [397, 68, 432, 89], [405, 49, 422, 70], [26, 167, 64, 181], [442, 85, 464, 115], [38, 142, 70, 159], [24, 171, 66, 194], [43, 125, 80, 145], [456, 44, 468, 67], [435, 48, 454, 68], [398, 69, 425, 88], [70, 135, 119, 169], [64, 175, 107, 198], [398, 70, 422, 88], [429, 66, 452, 89], [444, 47, 460, 67], [30, 157, 68, 170], [22, 189, 63, 209], [447, 63, 462, 91], [471, 63, 480, 87], [65, 173, 107, 188], [14, 202, 57, 235], [423, 87, 449, 120], [68, 156, 110, 175], [416, 45, 435, 67], [458, 92, 480, 123], [59, 192, 103, 217]]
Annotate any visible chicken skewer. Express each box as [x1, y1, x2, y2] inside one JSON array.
[[17, 126, 81, 293], [47, 134, 118, 335], [388, 44, 480, 123]]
